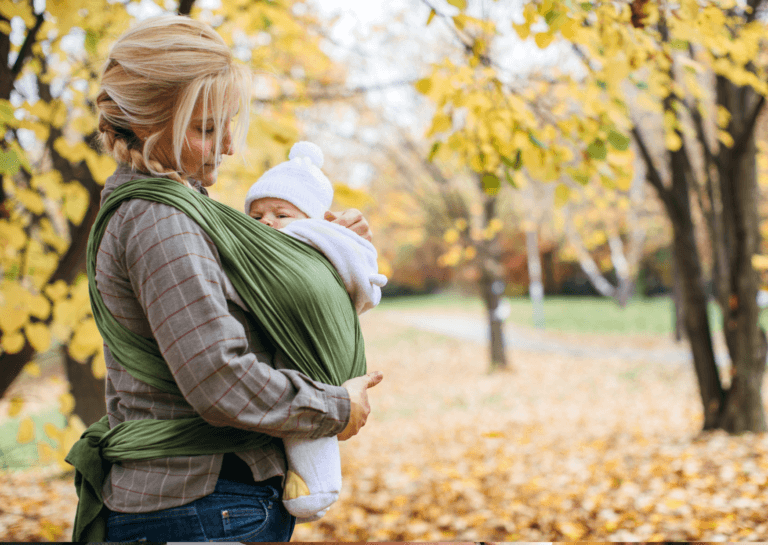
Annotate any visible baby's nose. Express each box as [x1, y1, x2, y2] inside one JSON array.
[[260, 217, 272, 226]]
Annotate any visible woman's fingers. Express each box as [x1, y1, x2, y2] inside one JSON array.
[[338, 372, 383, 441], [324, 209, 373, 242]]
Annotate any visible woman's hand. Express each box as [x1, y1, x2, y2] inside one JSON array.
[[338, 371, 383, 441], [324, 209, 373, 242]]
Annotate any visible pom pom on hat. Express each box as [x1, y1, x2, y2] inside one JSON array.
[[289, 141, 324, 168], [244, 141, 334, 219]]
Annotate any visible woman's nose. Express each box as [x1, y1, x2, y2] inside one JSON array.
[[260, 216, 272, 226]]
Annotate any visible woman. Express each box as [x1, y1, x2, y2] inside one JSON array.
[[70, 14, 382, 542]]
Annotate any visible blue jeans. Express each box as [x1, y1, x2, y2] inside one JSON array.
[[105, 478, 296, 542]]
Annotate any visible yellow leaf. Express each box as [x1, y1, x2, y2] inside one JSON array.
[[560, 18, 577, 40], [430, 113, 452, 135], [45, 280, 69, 302], [447, 0, 467, 10], [0, 219, 27, 251], [85, 153, 116, 185], [464, 246, 476, 260], [44, 422, 61, 441], [2, 331, 26, 354], [444, 228, 460, 244], [70, 319, 102, 362], [24, 362, 41, 377], [92, 351, 106, 380], [8, 396, 24, 417], [717, 105, 731, 128], [534, 31, 555, 49], [59, 392, 75, 416], [513, 22, 530, 40], [555, 183, 571, 207], [25, 322, 51, 352], [63, 182, 90, 226], [665, 131, 682, 151], [718, 130, 734, 148], [29, 293, 51, 320], [38, 441, 55, 464], [558, 521, 586, 540], [415, 77, 432, 95], [17, 417, 35, 444], [752, 254, 768, 270], [16, 189, 46, 215], [56, 415, 86, 470]]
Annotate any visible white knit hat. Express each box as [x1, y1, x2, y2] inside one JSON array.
[[244, 141, 334, 219]]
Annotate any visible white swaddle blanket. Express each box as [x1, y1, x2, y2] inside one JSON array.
[[281, 218, 388, 314]]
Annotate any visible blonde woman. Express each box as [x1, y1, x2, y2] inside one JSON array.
[[66, 14, 382, 542]]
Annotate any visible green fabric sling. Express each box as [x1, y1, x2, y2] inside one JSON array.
[[65, 177, 366, 541]]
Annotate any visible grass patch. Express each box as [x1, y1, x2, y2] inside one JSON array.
[[380, 292, 768, 336], [0, 407, 66, 471]]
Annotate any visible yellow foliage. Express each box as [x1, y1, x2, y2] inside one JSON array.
[[718, 130, 734, 148], [0, 219, 27, 251], [2, 330, 26, 353], [91, 351, 107, 379], [333, 183, 374, 210], [85, 153, 116, 185], [62, 182, 90, 225], [24, 362, 41, 377], [69, 318, 102, 362], [25, 322, 51, 353], [45, 279, 69, 302], [444, 228, 460, 244], [0, 285, 30, 333], [752, 254, 768, 270], [535, 31, 555, 49], [58, 392, 75, 416], [17, 417, 35, 444], [8, 396, 25, 417], [16, 188, 46, 215], [554, 183, 571, 207]]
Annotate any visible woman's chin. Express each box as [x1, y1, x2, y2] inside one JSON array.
[[199, 170, 218, 187]]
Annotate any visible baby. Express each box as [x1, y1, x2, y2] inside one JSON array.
[[244, 141, 387, 522]]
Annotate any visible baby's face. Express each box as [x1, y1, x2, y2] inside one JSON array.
[[248, 197, 308, 229]]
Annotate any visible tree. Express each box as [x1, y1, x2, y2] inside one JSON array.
[[416, 0, 767, 432], [0, 0, 346, 467]]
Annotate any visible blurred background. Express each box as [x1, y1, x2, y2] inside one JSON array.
[[1, 0, 768, 541]]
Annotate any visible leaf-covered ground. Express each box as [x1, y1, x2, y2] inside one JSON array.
[[1, 306, 767, 541]]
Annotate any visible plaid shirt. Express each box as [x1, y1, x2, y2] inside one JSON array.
[[96, 166, 350, 513]]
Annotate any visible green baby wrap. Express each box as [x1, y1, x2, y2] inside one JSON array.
[[65, 177, 366, 541]]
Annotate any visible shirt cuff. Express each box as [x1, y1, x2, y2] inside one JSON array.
[[318, 383, 350, 438]]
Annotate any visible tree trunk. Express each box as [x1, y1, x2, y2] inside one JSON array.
[[671, 252, 684, 342], [525, 227, 545, 329], [477, 185, 508, 371], [715, 76, 767, 432], [664, 149, 725, 430], [64, 354, 106, 427]]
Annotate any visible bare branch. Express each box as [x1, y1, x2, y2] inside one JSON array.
[[178, 0, 195, 15], [11, 11, 45, 78], [254, 78, 417, 104], [732, 94, 765, 157], [631, 125, 668, 200]]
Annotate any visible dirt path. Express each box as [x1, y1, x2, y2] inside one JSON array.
[[386, 308, 730, 366]]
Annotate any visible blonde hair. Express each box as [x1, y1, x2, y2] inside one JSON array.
[[96, 14, 251, 184]]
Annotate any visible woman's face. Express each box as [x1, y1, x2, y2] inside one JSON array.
[[155, 99, 238, 187]]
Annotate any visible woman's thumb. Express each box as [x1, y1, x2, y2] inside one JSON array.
[[366, 371, 383, 388]]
